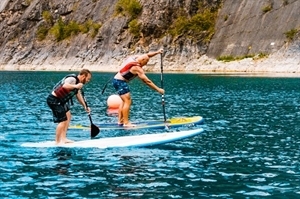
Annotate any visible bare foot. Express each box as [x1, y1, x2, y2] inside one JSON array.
[[55, 141, 65, 146], [123, 123, 137, 127], [65, 138, 74, 143], [118, 119, 124, 126]]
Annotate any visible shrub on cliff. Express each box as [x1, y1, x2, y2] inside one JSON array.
[[115, 0, 142, 20], [37, 16, 101, 42], [169, 9, 217, 42]]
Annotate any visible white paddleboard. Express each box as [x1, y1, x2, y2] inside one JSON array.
[[21, 128, 204, 149]]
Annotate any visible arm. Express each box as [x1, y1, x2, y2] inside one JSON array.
[[147, 48, 163, 58], [63, 77, 83, 90], [63, 83, 82, 90], [132, 66, 164, 94], [63, 77, 89, 112], [76, 91, 90, 113]]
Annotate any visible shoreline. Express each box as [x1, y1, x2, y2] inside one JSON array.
[[1, 53, 299, 77], [1, 68, 299, 77]]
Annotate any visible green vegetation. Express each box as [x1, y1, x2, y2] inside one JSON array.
[[217, 53, 269, 62], [257, 52, 269, 59], [217, 55, 235, 62], [36, 15, 101, 42], [284, 28, 298, 41], [114, 0, 220, 43], [25, 0, 32, 5], [36, 25, 49, 41], [262, 5, 272, 13], [115, 0, 142, 38], [80, 19, 102, 38], [169, 9, 218, 42], [115, 0, 142, 20], [50, 18, 79, 41], [42, 11, 53, 24], [36, 11, 53, 41], [128, 19, 141, 37]]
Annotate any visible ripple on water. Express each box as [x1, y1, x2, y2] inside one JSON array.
[[1, 73, 300, 198]]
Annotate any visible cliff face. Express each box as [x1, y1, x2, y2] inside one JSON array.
[[0, 0, 299, 73], [207, 0, 300, 57]]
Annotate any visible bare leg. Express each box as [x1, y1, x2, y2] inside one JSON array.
[[64, 111, 74, 143], [117, 99, 124, 125], [55, 120, 68, 145], [120, 93, 136, 127], [55, 111, 73, 145]]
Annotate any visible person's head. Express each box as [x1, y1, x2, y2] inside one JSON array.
[[136, 54, 150, 66], [78, 69, 92, 84]]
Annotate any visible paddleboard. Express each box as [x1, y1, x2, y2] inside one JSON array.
[[70, 116, 204, 130], [21, 128, 204, 148]]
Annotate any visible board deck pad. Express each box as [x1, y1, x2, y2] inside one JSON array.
[[70, 116, 204, 130], [21, 128, 204, 148]]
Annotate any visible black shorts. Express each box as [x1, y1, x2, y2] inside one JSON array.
[[46, 94, 70, 123]]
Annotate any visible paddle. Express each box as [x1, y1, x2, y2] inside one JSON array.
[[101, 74, 117, 94], [160, 53, 167, 123], [81, 90, 100, 138], [101, 77, 112, 94]]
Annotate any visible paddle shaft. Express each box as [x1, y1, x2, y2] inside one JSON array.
[[101, 74, 116, 95], [160, 53, 167, 122], [81, 90, 100, 138], [81, 90, 92, 122]]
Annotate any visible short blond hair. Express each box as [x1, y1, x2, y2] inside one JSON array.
[[79, 69, 91, 76]]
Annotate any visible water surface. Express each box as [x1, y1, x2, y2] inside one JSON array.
[[0, 71, 299, 198]]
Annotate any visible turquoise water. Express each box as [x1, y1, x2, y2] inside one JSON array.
[[0, 71, 299, 198]]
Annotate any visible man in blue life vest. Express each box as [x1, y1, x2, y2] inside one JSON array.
[[47, 69, 92, 144], [113, 49, 165, 127]]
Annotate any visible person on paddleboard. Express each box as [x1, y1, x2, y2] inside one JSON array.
[[113, 49, 165, 127], [47, 69, 92, 144]]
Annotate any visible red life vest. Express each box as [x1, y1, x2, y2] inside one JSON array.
[[52, 74, 79, 103], [120, 57, 141, 81]]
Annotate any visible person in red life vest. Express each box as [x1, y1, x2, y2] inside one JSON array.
[[47, 69, 92, 145], [113, 49, 165, 127]]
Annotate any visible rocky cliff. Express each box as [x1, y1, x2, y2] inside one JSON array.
[[0, 0, 299, 73]]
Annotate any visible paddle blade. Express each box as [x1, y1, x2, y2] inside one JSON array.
[[91, 124, 100, 138]]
